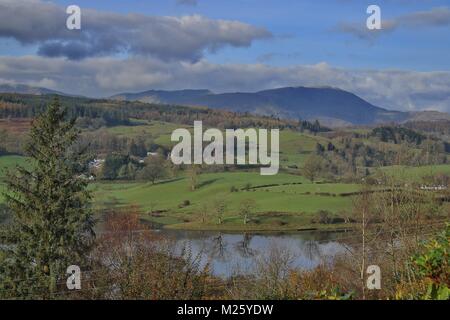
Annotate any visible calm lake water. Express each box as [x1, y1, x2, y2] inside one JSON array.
[[155, 229, 350, 277]]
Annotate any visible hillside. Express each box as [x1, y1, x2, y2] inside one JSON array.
[[0, 84, 67, 96], [111, 86, 410, 126], [111, 89, 213, 104], [1, 93, 449, 232], [2, 84, 449, 126]]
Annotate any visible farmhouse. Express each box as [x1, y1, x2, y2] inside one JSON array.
[[89, 158, 105, 169]]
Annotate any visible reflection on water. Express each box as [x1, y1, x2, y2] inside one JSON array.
[[155, 229, 349, 277]]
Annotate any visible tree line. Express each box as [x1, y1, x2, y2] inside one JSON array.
[[0, 93, 299, 130]]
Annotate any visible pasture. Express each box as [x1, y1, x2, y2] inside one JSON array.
[[1, 138, 449, 230], [92, 172, 356, 230], [99, 120, 330, 167]]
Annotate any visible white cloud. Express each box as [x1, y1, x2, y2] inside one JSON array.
[[0, 55, 449, 113], [338, 6, 450, 40]]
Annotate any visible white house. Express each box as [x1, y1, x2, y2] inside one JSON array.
[[147, 152, 159, 157]]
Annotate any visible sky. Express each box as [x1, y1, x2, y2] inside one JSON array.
[[0, 0, 450, 112]]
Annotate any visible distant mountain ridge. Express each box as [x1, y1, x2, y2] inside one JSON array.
[[111, 89, 213, 105], [1, 83, 448, 126], [0, 84, 66, 96], [111, 86, 411, 126]]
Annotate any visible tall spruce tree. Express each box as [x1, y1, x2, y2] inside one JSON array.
[[0, 98, 95, 299]]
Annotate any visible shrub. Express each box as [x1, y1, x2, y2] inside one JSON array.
[[412, 224, 449, 300], [178, 200, 191, 208]]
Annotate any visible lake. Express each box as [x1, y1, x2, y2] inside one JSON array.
[[155, 229, 351, 277]]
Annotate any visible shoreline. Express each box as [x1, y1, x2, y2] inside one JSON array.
[[156, 223, 356, 234]]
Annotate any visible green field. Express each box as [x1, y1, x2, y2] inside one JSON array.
[[381, 165, 450, 182], [1, 139, 449, 230], [101, 120, 191, 147], [99, 121, 330, 167], [91, 172, 355, 230], [262, 183, 361, 194], [92, 172, 353, 211], [278, 130, 331, 166], [0, 154, 356, 230]]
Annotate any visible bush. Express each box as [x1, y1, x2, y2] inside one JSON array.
[[310, 211, 347, 224], [317, 210, 332, 224], [88, 211, 212, 300], [178, 200, 191, 208]]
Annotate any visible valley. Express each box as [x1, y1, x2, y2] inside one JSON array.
[[1, 94, 449, 232]]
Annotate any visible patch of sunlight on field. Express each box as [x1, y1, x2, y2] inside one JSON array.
[[278, 130, 334, 166], [92, 172, 354, 215], [102, 121, 191, 147]]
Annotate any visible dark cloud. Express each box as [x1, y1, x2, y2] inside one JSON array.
[[407, 7, 450, 27], [0, 0, 271, 61], [1, 56, 449, 113]]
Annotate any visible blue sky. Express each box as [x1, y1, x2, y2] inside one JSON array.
[[0, 0, 450, 112], [3, 0, 450, 70], [33, 0, 450, 71]]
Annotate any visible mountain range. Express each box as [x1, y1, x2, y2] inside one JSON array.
[[111, 86, 450, 126], [111, 87, 450, 126], [2, 83, 449, 126]]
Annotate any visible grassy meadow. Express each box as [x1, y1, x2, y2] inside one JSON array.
[[100, 120, 329, 166], [1, 119, 449, 231], [91, 172, 355, 230], [1, 152, 449, 231]]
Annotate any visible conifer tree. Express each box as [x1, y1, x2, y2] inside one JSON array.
[[0, 98, 95, 299]]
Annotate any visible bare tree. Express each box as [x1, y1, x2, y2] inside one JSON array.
[[200, 203, 209, 224], [187, 164, 200, 191], [213, 198, 227, 225], [239, 198, 257, 225], [302, 154, 323, 183]]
